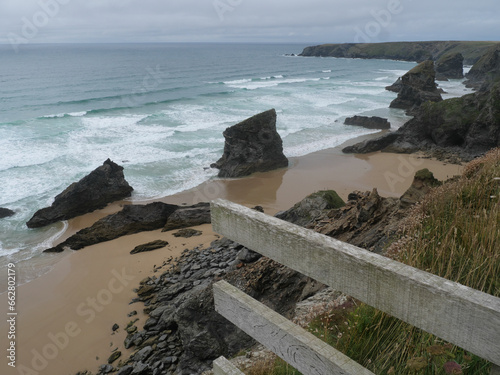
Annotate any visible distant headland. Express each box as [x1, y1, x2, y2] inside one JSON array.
[[300, 41, 500, 64]]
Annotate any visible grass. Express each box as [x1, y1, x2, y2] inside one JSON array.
[[245, 148, 500, 375]]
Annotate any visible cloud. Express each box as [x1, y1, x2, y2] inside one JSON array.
[[0, 0, 498, 45]]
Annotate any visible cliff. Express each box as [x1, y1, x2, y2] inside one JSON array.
[[343, 82, 500, 160], [300, 41, 499, 65]]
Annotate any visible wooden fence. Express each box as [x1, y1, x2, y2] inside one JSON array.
[[210, 199, 500, 375]]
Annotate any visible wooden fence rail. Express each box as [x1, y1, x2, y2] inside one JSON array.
[[210, 199, 500, 374], [214, 280, 374, 375]]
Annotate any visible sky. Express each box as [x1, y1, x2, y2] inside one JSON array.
[[0, 0, 499, 46]]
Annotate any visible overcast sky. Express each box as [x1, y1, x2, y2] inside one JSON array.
[[1, 0, 499, 45]]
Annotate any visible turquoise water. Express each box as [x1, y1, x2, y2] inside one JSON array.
[[0, 43, 422, 271]]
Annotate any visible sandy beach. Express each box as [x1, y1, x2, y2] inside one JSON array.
[[0, 145, 463, 375]]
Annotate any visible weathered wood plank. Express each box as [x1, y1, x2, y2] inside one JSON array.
[[214, 280, 374, 375], [491, 364, 500, 375], [210, 199, 500, 366], [213, 356, 245, 375]]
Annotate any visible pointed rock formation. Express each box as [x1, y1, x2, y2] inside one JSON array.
[[389, 60, 443, 114], [435, 52, 464, 80], [27, 159, 133, 228], [212, 109, 288, 178]]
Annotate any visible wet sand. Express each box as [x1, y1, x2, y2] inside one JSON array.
[[0, 147, 463, 375]]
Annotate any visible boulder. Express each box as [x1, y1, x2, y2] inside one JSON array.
[[27, 159, 133, 228], [275, 190, 345, 227], [162, 202, 210, 232], [435, 52, 464, 80], [173, 228, 202, 238], [389, 60, 443, 114], [0, 208, 15, 219], [344, 115, 390, 130], [130, 240, 169, 255], [45, 202, 178, 252], [212, 109, 288, 178]]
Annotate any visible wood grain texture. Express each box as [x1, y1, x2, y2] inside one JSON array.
[[214, 280, 374, 375], [211, 199, 500, 366], [213, 356, 245, 375]]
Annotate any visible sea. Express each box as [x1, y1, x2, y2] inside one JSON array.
[[0, 43, 472, 287]]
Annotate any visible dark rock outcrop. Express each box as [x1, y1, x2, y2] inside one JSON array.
[[435, 52, 464, 80], [27, 159, 133, 228], [386, 77, 403, 93], [130, 240, 169, 255], [343, 82, 500, 161], [162, 202, 210, 232], [344, 116, 391, 130], [309, 189, 402, 253], [172, 228, 202, 238], [400, 169, 441, 207], [212, 109, 288, 178], [0, 208, 15, 218], [389, 60, 443, 114], [466, 44, 500, 90], [309, 172, 440, 253], [45, 202, 178, 252], [102, 238, 322, 375], [275, 190, 345, 227]]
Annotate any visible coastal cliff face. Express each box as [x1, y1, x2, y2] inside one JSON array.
[[212, 109, 288, 178], [26, 159, 133, 228], [389, 60, 443, 114], [344, 82, 500, 160], [300, 41, 498, 65], [344, 47, 500, 161], [466, 44, 500, 90]]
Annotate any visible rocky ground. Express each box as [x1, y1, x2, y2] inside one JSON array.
[[74, 172, 442, 375]]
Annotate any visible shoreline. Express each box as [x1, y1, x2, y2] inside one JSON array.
[[0, 139, 464, 375]]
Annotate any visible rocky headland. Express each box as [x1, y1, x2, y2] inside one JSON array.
[[465, 43, 500, 90], [211, 109, 288, 178], [344, 45, 500, 161], [300, 41, 499, 65], [27, 159, 133, 228]]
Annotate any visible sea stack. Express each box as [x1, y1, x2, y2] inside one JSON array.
[[212, 109, 288, 178], [389, 60, 443, 113], [27, 159, 133, 228], [435, 52, 464, 80]]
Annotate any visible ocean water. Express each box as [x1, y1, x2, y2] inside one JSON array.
[[0, 43, 469, 283]]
